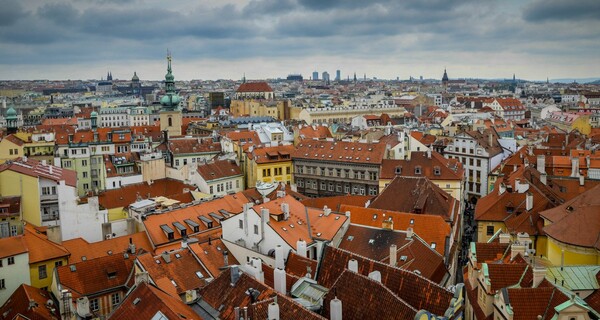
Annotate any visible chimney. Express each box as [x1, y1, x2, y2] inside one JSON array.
[[230, 265, 240, 285], [533, 266, 546, 288], [382, 217, 393, 230], [389, 244, 397, 267], [223, 250, 229, 267], [274, 268, 286, 294], [261, 207, 269, 230], [499, 233, 510, 244], [511, 242, 527, 260], [348, 259, 358, 273], [161, 252, 171, 263], [275, 245, 285, 269], [571, 157, 580, 177], [488, 133, 493, 147], [427, 148, 431, 159], [296, 239, 307, 258], [251, 257, 264, 283], [498, 183, 506, 195], [526, 192, 533, 211], [49, 165, 53, 175], [406, 227, 413, 239], [537, 155, 546, 174], [323, 205, 331, 216], [268, 296, 280, 320], [579, 175, 585, 186], [135, 271, 149, 285], [330, 296, 343, 320], [368, 270, 382, 282], [540, 173, 547, 185], [128, 237, 136, 254]]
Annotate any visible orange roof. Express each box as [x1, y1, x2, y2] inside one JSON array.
[[380, 151, 464, 181], [108, 282, 200, 320], [62, 232, 153, 263], [56, 253, 135, 298], [224, 130, 260, 143], [254, 195, 348, 249], [23, 224, 70, 263], [0, 157, 77, 187], [196, 159, 242, 181], [298, 125, 332, 139], [3, 134, 25, 146], [41, 117, 78, 126], [95, 178, 196, 209], [0, 284, 60, 320], [293, 140, 386, 165], [143, 193, 248, 246], [301, 195, 373, 212], [339, 205, 450, 256], [246, 144, 295, 164], [137, 248, 206, 295], [188, 236, 239, 279], [0, 235, 28, 259]]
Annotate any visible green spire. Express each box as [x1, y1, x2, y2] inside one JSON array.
[[160, 50, 181, 110]]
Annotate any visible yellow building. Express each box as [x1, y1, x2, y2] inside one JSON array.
[[0, 134, 24, 164], [17, 131, 56, 163], [23, 225, 70, 290], [0, 157, 78, 227], [540, 185, 600, 265], [546, 112, 591, 135], [244, 144, 295, 188], [229, 99, 286, 120]]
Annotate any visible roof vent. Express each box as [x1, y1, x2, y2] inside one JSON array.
[[133, 298, 141, 305]]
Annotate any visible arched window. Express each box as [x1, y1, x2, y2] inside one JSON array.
[[168, 117, 172, 127]]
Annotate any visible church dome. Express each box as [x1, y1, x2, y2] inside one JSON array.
[[160, 94, 181, 107], [6, 106, 17, 118], [90, 110, 98, 118], [132, 72, 139, 82]]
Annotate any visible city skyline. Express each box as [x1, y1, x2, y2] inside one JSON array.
[[1, 0, 599, 81]]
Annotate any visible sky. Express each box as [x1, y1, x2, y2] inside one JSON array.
[[0, 0, 599, 81]]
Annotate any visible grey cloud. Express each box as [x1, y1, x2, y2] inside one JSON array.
[[524, 0, 600, 21], [0, 0, 28, 26]]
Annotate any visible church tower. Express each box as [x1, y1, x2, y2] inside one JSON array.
[[6, 106, 18, 134], [159, 52, 182, 138], [442, 68, 449, 89]]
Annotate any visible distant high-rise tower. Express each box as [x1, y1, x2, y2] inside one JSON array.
[[312, 71, 319, 81], [335, 70, 341, 81], [131, 71, 140, 96], [364, 73, 366, 81], [322, 71, 330, 83], [353, 72, 357, 83]]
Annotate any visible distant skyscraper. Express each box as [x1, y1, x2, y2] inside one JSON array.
[[322, 71, 330, 82], [312, 71, 319, 80], [335, 70, 341, 81]]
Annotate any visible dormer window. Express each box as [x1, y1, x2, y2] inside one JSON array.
[[415, 166, 422, 175], [434, 166, 441, 176]]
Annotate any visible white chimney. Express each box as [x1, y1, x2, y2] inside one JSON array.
[[49, 165, 53, 175], [275, 245, 285, 269], [251, 257, 264, 283], [268, 298, 280, 320], [368, 271, 381, 283], [76, 297, 90, 317], [533, 266, 546, 288], [498, 183, 506, 195], [274, 267, 286, 294], [540, 173, 547, 185], [323, 205, 331, 216], [348, 259, 358, 273], [537, 155, 546, 174], [571, 157, 580, 177], [579, 175, 585, 186], [296, 239, 307, 258], [389, 244, 397, 267], [330, 297, 343, 320], [526, 192, 533, 211], [406, 227, 413, 239], [261, 207, 269, 228], [427, 148, 431, 159]]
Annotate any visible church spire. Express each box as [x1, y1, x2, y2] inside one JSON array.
[[160, 50, 180, 111]]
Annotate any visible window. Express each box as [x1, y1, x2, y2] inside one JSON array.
[[209, 186, 213, 194], [336, 184, 342, 192], [254, 225, 259, 235], [83, 183, 89, 190], [55, 261, 63, 267], [239, 220, 243, 229], [415, 166, 422, 175], [39, 265, 47, 279], [90, 298, 99, 311], [486, 226, 494, 236], [175, 159, 180, 167], [344, 185, 350, 193], [111, 293, 121, 306], [320, 182, 326, 190], [236, 180, 240, 188], [286, 167, 290, 175], [0, 279, 4, 289], [8, 257, 14, 265], [82, 172, 88, 178], [10, 226, 17, 237]]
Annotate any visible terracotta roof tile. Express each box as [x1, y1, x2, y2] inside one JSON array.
[[301, 195, 373, 212], [369, 176, 459, 222], [196, 159, 242, 181], [285, 252, 318, 279], [188, 236, 239, 279], [504, 287, 569, 320], [96, 178, 196, 209], [236, 82, 273, 93], [486, 263, 531, 292], [297, 125, 332, 140], [23, 224, 70, 263], [246, 144, 295, 164], [0, 284, 60, 320], [474, 242, 510, 263], [317, 246, 453, 316], [0, 157, 77, 187], [167, 138, 221, 155], [108, 281, 201, 320], [0, 235, 28, 259], [62, 232, 153, 263], [322, 270, 417, 320], [137, 248, 206, 294], [292, 140, 386, 165], [379, 151, 464, 180], [56, 253, 136, 298]]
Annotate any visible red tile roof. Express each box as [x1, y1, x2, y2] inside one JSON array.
[[224, 130, 260, 143], [188, 236, 239, 278], [246, 144, 295, 164], [0, 157, 77, 187], [0, 235, 28, 259], [297, 125, 332, 140], [379, 151, 464, 181], [196, 159, 242, 181], [504, 287, 569, 320], [285, 251, 318, 279], [62, 232, 153, 263], [0, 195, 21, 219], [301, 195, 373, 212], [0, 284, 60, 320], [322, 270, 417, 319], [370, 176, 459, 222], [541, 184, 600, 250], [56, 253, 136, 298], [108, 281, 201, 320], [3, 134, 25, 146], [95, 178, 196, 209], [292, 140, 386, 165], [486, 263, 531, 292], [137, 248, 206, 295], [236, 82, 273, 93], [317, 246, 453, 316], [473, 242, 510, 263], [23, 224, 70, 263], [167, 138, 221, 155]]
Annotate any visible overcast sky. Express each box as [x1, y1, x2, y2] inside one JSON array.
[[1, 0, 599, 81]]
